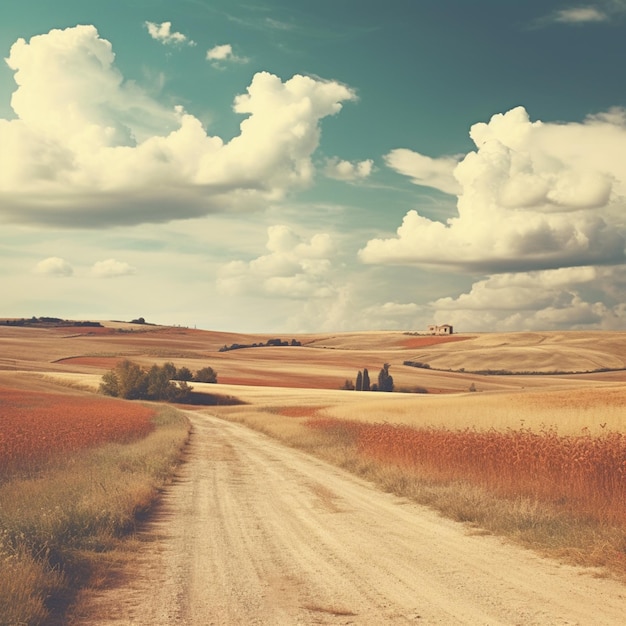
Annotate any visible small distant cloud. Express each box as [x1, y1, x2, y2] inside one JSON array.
[[145, 21, 195, 46], [324, 157, 373, 181], [206, 44, 247, 66], [91, 259, 136, 278], [535, 3, 626, 27], [553, 7, 608, 23], [34, 257, 73, 277]]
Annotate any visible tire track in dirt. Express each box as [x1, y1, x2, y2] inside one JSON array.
[[74, 411, 626, 625]]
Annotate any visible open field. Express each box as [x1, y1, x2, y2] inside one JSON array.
[[3, 321, 626, 623], [0, 385, 155, 476], [4, 324, 626, 392]]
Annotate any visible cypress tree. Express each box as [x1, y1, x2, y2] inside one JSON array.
[[356, 370, 363, 391], [378, 363, 394, 392], [363, 368, 370, 391]]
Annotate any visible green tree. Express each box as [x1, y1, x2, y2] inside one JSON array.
[[161, 362, 177, 380], [356, 370, 363, 391], [99, 369, 120, 397], [194, 366, 218, 383], [99, 360, 148, 400], [176, 366, 194, 382], [362, 368, 370, 391], [377, 363, 394, 392], [145, 364, 173, 400], [172, 380, 193, 402]]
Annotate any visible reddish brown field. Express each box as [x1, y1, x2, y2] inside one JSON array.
[[0, 386, 155, 476], [308, 418, 626, 526]]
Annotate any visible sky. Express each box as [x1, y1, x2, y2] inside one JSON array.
[[1, 0, 626, 333]]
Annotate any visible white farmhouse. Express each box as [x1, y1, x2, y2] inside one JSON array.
[[427, 324, 453, 336]]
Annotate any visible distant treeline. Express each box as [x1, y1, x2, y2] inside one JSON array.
[[403, 360, 619, 376], [219, 338, 302, 352], [0, 316, 103, 328]]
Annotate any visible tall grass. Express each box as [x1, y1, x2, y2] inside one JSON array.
[[302, 418, 626, 575], [308, 419, 626, 526], [0, 406, 190, 626]]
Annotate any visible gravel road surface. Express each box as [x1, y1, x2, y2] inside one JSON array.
[[76, 411, 626, 625]]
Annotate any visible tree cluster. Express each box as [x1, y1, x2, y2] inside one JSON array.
[[219, 338, 302, 352], [99, 360, 217, 402], [0, 317, 102, 328], [342, 364, 394, 392]]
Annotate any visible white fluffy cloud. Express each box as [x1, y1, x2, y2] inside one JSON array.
[[33, 257, 73, 276], [91, 259, 136, 278], [0, 26, 355, 227], [361, 106, 626, 273], [427, 266, 624, 331], [34, 256, 74, 277], [206, 44, 247, 65], [217, 225, 336, 298], [145, 21, 194, 46], [384, 149, 461, 195], [324, 157, 373, 181]]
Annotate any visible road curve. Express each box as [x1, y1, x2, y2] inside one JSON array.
[[75, 411, 626, 625]]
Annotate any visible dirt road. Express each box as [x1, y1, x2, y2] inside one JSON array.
[[76, 411, 626, 625]]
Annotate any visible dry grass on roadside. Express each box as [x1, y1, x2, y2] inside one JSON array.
[[0, 406, 190, 626]]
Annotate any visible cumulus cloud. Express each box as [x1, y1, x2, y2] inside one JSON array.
[[324, 157, 373, 181], [206, 44, 247, 65], [145, 21, 194, 46], [384, 149, 462, 195], [425, 266, 624, 331], [361, 106, 626, 273], [0, 26, 355, 227], [34, 257, 73, 276], [91, 259, 136, 278], [217, 225, 336, 299]]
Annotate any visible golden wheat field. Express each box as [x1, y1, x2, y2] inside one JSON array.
[[2, 322, 626, 435], [3, 319, 626, 624]]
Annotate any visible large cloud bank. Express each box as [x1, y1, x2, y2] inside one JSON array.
[[362, 106, 626, 273], [0, 25, 355, 227]]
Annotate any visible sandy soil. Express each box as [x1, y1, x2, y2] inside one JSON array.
[[72, 411, 626, 626]]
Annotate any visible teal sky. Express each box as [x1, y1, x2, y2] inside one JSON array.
[[1, 0, 626, 332]]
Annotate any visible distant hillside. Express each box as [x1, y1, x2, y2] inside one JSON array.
[[400, 331, 626, 374]]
